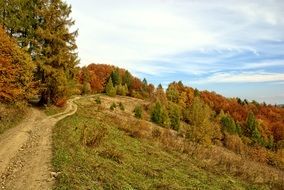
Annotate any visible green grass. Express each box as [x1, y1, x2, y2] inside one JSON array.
[[52, 97, 267, 190], [0, 103, 27, 134], [44, 105, 66, 116]]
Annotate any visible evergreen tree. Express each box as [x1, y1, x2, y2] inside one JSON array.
[[110, 69, 121, 86], [105, 78, 116, 97], [166, 84, 179, 103], [168, 102, 181, 131], [220, 115, 237, 134], [36, 0, 78, 104], [81, 66, 90, 94], [246, 112, 263, 145], [150, 101, 169, 127], [142, 78, 147, 85], [194, 88, 200, 97], [133, 105, 142, 119], [0, 0, 38, 50], [122, 70, 132, 88]]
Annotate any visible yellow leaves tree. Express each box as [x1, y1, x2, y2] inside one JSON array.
[[186, 97, 214, 145]]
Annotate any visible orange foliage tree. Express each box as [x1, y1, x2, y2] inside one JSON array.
[[0, 27, 35, 103]]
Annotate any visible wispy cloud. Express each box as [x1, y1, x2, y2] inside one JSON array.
[[67, 0, 284, 103], [194, 71, 284, 84]]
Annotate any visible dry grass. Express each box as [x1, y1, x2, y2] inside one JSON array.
[[0, 103, 27, 134], [56, 95, 284, 189], [99, 148, 124, 164], [80, 124, 108, 147]]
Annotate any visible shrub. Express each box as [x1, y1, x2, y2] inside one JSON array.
[[82, 82, 91, 95], [106, 78, 116, 97], [224, 133, 245, 154], [55, 98, 67, 107], [118, 102, 125, 111], [168, 102, 181, 131], [150, 101, 169, 127], [152, 128, 162, 138], [95, 96, 102, 104], [133, 105, 142, 119], [116, 84, 128, 96], [220, 115, 237, 134], [110, 102, 117, 111], [81, 125, 108, 147]]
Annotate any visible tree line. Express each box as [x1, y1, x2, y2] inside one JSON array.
[[76, 64, 284, 154]]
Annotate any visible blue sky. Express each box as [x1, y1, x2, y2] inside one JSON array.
[[66, 0, 284, 104]]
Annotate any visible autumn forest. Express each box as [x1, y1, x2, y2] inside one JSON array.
[[0, 0, 284, 189]]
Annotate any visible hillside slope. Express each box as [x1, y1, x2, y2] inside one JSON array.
[[52, 95, 284, 189]]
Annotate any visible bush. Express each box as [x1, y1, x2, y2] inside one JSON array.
[[133, 105, 142, 119], [224, 133, 244, 154], [80, 125, 108, 147], [168, 102, 181, 131], [118, 102, 125, 111], [55, 98, 67, 107], [95, 96, 101, 104], [150, 101, 169, 127], [106, 78, 116, 97], [110, 102, 117, 111], [220, 115, 237, 134], [82, 82, 91, 95], [116, 84, 128, 96], [152, 128, 162, 138], [0, 103, 27, 134]]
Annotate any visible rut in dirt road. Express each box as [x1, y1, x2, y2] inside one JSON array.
[[0, 97, 79, 190]]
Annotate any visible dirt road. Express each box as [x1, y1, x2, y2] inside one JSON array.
[[0, 97, 79, 190]]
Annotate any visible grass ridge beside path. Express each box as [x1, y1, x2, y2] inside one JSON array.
[[52, 95, 276, 190]]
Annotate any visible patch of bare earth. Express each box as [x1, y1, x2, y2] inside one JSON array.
[[0, 97, 79, 190]]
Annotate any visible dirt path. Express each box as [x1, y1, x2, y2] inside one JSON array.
[[0, 97, 79, 190]]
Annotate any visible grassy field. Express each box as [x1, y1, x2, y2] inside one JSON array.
[[44, 105, 67, 116], [52, 96, 282, 190]]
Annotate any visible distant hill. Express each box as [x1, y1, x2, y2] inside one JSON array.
[[76, 64, 284, 146]]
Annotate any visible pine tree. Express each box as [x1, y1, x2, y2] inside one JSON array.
[[36, 0, 78, 104], [246, 112, 263, 145], [81, 66, 90, 94], [0, 0, 39, 51], [142, 78, 147, 86], [122, 70, 132, 88], [166, 84, 179, 103], [168, 102, 181, 131], [220, 114, 237, 134], [150, 101, 169, 127], [110, 69, 121, 86], [106, 78, 116, 97]]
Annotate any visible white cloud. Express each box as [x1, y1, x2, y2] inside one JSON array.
[[67, 0, 284, 76], [66, 0, 284, 103], [194, 71, 284, 84]]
